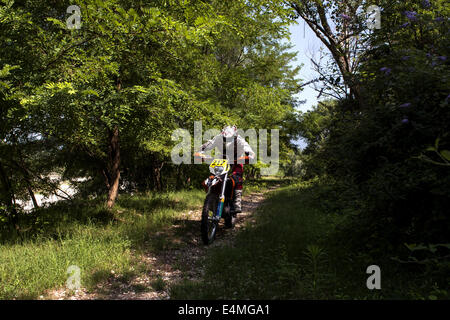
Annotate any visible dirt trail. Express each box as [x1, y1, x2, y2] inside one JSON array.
[[46, 185, 279, 300]]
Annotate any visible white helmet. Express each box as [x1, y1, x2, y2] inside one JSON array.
[[221, 125, 237, 141]]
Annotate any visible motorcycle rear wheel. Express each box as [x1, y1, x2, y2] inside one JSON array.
[[224, 204, 235, 229]]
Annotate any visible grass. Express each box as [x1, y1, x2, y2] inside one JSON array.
[[3, 177, 446, 300], [243, 176, 292, 195], [170, 180, 449, 300], [0, 189, 205, 299], [0, 226, 132, 299]]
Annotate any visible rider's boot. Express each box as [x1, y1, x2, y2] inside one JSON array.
[[232, 189, 242, 216]]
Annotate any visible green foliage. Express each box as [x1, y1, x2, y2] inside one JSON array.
[[299, 0, 450, 248], [288, 1, 450, 300], [418, 137, 450, 167], [0, 0, 302, 214], [281, 149, 304, 177]]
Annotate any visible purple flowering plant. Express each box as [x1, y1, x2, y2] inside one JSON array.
[[404, 11, 418, 21], [422, 0, 431, 9], [380, 67, 392, 75], [339, 13, 351, 20]]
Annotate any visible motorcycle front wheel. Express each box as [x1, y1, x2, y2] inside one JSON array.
[[201, 194, 218, 245]]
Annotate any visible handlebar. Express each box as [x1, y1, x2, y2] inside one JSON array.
[[194, 152, 213, 163], [194, 153, 251, 164]]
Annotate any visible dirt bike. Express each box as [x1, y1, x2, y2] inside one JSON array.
[[197, 157, 237, 245]]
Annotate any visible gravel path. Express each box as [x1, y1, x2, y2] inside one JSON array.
[[45, 186, 279, 300]]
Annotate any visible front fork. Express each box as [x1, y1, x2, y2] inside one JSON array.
[[214, 172, 228, 221]]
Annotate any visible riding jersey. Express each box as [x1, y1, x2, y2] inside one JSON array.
[[199, 135, 255, 189], [199, 135, 255, 164]]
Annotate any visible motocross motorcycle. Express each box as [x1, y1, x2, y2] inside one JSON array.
[[199, 158, 237, 245]]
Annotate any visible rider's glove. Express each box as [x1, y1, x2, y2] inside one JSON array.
[[237, 155, 251, 164]]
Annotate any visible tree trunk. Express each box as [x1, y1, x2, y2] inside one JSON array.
[[0, 161, 14, 209], [8, 150, 39, 210], [153, 162, 164, 191], [106, 126, 121, 209], [101, 168, 111, 190], [0, 161, 19, 227], [26, 185, 39, 209], [176, 165, 183, 190], [18, 161, 39, 209], [291, 2, 365, 107]]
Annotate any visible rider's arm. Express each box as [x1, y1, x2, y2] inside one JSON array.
[[237, 136, 255, 162], [200, 135, 220, 152], [241, 136, 256, 159], [194, 134, 220, 157]]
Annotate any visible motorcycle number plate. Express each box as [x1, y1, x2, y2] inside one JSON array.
[[209, 159, 228, 168]]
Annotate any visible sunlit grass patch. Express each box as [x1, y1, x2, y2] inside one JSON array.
[[0, 225, 132, 299], [0, 189, 205, 299]]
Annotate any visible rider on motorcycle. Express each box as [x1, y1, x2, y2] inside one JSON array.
[[195, 125, 255, 214]]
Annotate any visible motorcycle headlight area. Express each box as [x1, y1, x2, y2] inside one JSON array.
[[210, 166, 224, 175]]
